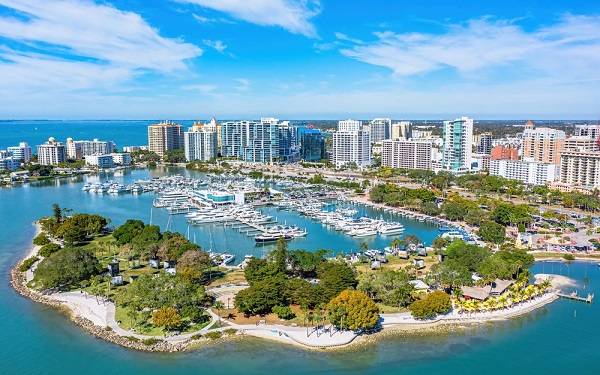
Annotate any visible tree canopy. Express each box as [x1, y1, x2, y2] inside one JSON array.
[[326, 290, 379, 330], [408, 290, 451, 319], [34, 247, 102, 289]]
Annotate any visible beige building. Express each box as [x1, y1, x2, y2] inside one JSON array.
[[522, 124, 565, 164], [559, 150, 600, 189], [390, 121, 411, 139], [148, 120, 184, 157], [381, 139, 432, 170], [564, 136, 597, 152], [191, 117, 222, 152]]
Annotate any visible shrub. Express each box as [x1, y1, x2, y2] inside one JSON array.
[[39, 243, 61, 257], [408, 290, 452, 320], [19, 256, 39, 272], [563, 253, 575, 261], [142, 338, 162, 346], [190, 333, 203, 340], [204, 331, 223, 340], [104, 326, 113, 332], [123, 336, 139, 342], [272, 305, 295, 320], [33, 234, 51, 246], [223, 328, 238, 336]]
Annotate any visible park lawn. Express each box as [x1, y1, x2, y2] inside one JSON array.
[[207, 268, 247, 287], [220, 304, 328, 327], [356, 255, 439, 277], [377, 303, 409, 314], [114, 305, 211, 336]]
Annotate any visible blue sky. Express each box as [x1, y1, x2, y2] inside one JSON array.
[[0, 0, 598, 119]]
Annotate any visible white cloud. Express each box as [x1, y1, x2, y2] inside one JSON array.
[[180, 0, 321, 37], [192, 13, 235, 24], [0, 0, 202, 98], [234, 78, 250, 91], [203, 39, 228, 53], [338, 15, 600, 81], [180, 84, 217, 92]]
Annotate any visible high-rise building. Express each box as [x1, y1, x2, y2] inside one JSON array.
[[338, 119, 362, 132], [66, 138, 116, 160], [299, 128, 326, 162], [6, 142, 32, 162], [390, 121, 412, 139], [0, 156, 20, 171], [333, 130, 371, 168], [490, 145, 519, 160], [477, 132, 493, 154], [221, 120, 252, 159], [37, 138, 67, 165], [559, 150, 600, 189], [564, 136, 598, 152], [441, 117, 473, 172], [184, 127, 217, 162], [221, 118, 280, 163], [574, 124, 600, 140], [522, 122, 565, 164], [191, 117, 222, 153], [369, 118, 391, 143], [147, 120, 184, 157], [381, 139, 432, 170], [489, 159, 559, 185]]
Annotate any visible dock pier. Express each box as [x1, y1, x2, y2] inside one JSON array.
[[557, 291, 594, 303]]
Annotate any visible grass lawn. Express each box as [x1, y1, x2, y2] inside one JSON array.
[[114, 305, 211, 336], [207, 268, 247, 287], [220, 304, 329, 327], [354, 254, 439, 277]]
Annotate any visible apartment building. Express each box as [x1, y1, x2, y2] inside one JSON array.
[[369, 118, 391, 143], [37, 138, 67, 165], [6, 142, 32, 162], [184, 127, 218, 162], [522, 123, 565, 164], [333, 119, 370, 168], [147, 120, 184, 157], [441, 117, 473, 172], [559, 150, 600, 189], [390, 121, 412, 139], [489, 159, 559, 185], [381, 139, 432, 170]]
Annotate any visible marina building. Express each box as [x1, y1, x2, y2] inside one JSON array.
[[37, 138, 66, 165], [184, 127, 218, 162], [333, 119, 371, 168], [66, 138, 116, 160], [369, 118, 391, 143], [390, 121, 412, 140], [148, 120, 184, 157], [84, 154, 114, 168], [559, 150, 600, 189], [381, 139, 432, 170], [441, 117, 473, 172], [522, 123, 565, 164], [111, 153, 131, 166], [489, 159, 559, 185], [6, 142, 32, 162]]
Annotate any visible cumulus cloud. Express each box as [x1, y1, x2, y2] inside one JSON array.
[[0, 0, 202, 95], [203, 39, 228, 53], [338, 15, 600, 80], [180, 0, 321, 37]]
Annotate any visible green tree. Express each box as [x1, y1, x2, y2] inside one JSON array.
[[274, 237, 288, 273], [403, 234, 421, 246], [273, 305, 295, 320], [52, 203, 63, 223], [477, 221, 506, 244], [38, 243, 62, 257], [33, 233, 51, 246], [317, 262, 358, 302], [326, 290, 379, 330], [244, 258, 283, 285], [235, 276, 288, 315], [34, 247, 102, 289]]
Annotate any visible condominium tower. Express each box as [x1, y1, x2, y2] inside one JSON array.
[[184, 127, 217, 162], [369, 118, 391, 143], [390, 121, 412, 139], [333, 119, 370, 168], [381, 139, 432, 170], [148, 120, 184, 157], [37, 138, 67, 165], [522, 123, 565, 164], [559, 150, 600, 189], [441, 117, 473, 172]]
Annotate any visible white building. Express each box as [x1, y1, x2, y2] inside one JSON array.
[[184, 127, 218, 162], [111, 153, 131, 166], [37, 138, 67, 165], [333, 128, 371, 168], [442, 117, 473, 172], [369, 118, 391, 143], [122, 146, 147, 152], [84, 154, 114, 168], [381, 139, 432, 170], [7, 142, 31, 162], [489, 159, 559, 185], [66, 138, 116, 159], [574, 124, 600, 139], [338, 119, 362, 132], [559, 150, 600, 189]]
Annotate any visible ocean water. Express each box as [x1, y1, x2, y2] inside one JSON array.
[[1, 122, 599, 374]]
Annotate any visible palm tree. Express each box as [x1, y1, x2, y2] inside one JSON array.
[[389, 237, 403, 250], [127, 309, 138, 330], [358, 242, 369, 252], [214, 301, 224, 327]]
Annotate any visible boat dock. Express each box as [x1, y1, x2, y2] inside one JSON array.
[[557, 291, 594, 303]]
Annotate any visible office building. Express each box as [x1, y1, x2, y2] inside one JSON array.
[[381, 139, 432, 170], [299, 128, 326, 162], [184, 127, 218, 162], [148, 120, 184, 157], [522, 122, 565, 164], [489, 159, 559, 185], [559, 150, 600, 189], [338, 119, 362, 132], [441, 117, 473, 172], [278, 123, 300, 162], [369, 118, 391, 143], [37, 138, 67, 165], [477, 132, 493, 154], [6, 142, 31, 162], [390, 121, 412, 139]]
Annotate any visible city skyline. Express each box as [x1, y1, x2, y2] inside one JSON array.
[[0, 0, 599, 120]]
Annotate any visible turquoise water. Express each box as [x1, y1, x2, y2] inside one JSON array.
[[1, 121, 599, 374]]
